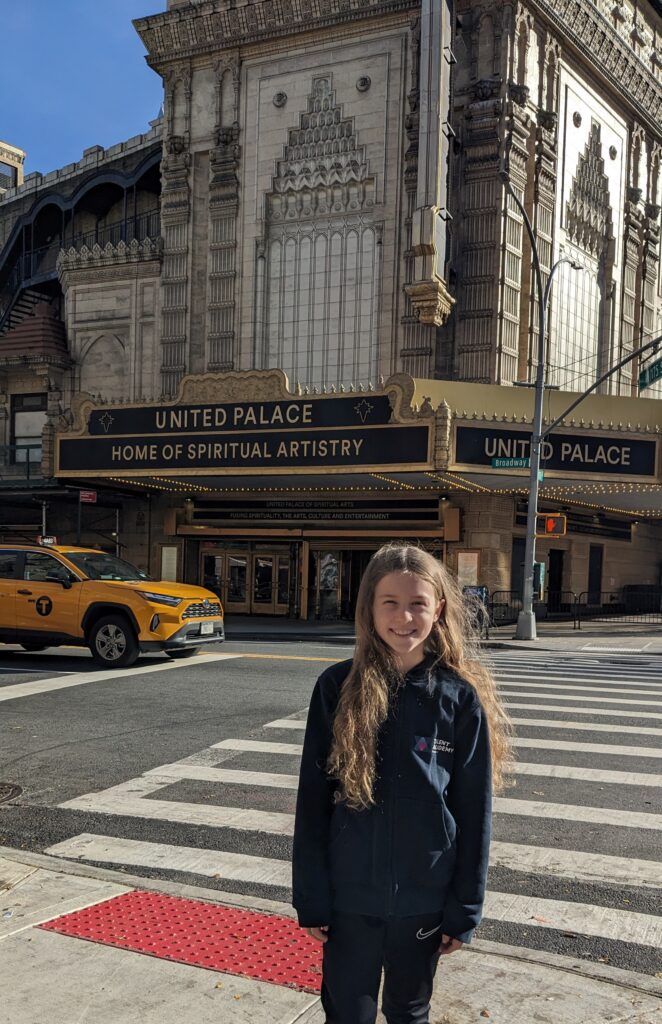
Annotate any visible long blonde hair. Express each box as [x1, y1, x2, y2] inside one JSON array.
[[328, 544, 513, 809]]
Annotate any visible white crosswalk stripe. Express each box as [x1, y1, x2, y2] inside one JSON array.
[[47, 649, 662, 962]]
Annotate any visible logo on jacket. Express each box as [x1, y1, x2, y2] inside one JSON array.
[[414, 736, 454, 755]]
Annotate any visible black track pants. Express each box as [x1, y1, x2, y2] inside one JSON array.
[[320, 911, 444, 1024]]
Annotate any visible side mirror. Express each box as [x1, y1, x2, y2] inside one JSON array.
[[45, 573, 73, 589]]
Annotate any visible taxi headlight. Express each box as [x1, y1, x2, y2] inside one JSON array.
[[138, 591, 183, 607]]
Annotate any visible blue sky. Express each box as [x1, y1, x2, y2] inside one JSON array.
[[2, 1, 165, 176]]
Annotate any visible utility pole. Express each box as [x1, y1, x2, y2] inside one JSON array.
[[500, 171, 582, 641]]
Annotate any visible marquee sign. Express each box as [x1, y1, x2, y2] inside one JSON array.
[[56, 374, 434, 477], [455, 426, 657, 477], [87, 394, 394, 435]]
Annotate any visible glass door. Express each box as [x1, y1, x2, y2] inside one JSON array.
[[226, 554, 249, 612], [201, 551, 249, 613], [252, 555, 275, 612]]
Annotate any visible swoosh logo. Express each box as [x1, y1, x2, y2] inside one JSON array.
[[416, 924, 442, 941]]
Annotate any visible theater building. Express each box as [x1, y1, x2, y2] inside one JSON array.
[[1, 0, 662, 617]]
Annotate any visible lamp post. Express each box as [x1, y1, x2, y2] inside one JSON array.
[[499, 171, 581, 640]]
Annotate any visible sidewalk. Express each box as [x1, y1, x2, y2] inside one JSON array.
[[2, 847, 661, 1024], [225, 613, 662, 653]]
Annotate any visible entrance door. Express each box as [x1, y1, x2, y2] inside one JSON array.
[[201, 549, 289, 616], [588, 544, 604, 604], [201, 551, 249, 613], [251, 554, 289, 615], [547, 549, 564, 612]]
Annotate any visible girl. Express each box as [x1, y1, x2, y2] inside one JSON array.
[[292, 544, 512, 1024]]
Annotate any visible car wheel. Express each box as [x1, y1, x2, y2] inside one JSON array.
[[89, 615, 139, 668], [166, 648, 199, 659], [20, 643, 48, 653]]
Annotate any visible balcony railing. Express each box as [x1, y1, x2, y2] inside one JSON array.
[[0, 207, 161, 330]]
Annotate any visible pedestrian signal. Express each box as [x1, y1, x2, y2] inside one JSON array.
[[536, 514, 566, 538]]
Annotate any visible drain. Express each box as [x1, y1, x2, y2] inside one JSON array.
[[0, 783, 22, 804]]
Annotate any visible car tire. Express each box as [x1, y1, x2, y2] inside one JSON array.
[[166, 648, 199, 660], [20, 643, 48, 653], [89, 615, 139, 668]]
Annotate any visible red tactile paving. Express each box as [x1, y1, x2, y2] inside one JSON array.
[[39, 891, 323, 992]]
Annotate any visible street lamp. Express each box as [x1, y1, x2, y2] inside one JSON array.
[[499, 171, 581, 640]]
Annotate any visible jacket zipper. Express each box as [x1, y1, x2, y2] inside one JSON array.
[[386, 686, 405, 916]]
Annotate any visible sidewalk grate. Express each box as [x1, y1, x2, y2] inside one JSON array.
[[39, 890, 323, 992]]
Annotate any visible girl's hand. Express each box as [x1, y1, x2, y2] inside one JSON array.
[[305, 925, 329, 943], [439, 933, 463, 955]]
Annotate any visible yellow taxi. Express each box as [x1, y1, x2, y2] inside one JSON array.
[[0, 543, 224, 667]]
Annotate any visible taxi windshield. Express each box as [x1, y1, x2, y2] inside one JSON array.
[[64, 551, 152, 582]]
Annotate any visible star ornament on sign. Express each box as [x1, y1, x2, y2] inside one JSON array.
[[354, 399, 374, 423], [99, 412, 115, 433]]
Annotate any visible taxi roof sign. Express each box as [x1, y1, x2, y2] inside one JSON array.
[[37, 535, 58, 546]]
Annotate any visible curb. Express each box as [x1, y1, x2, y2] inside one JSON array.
[[225, 632, 354, 644], [2, 844, 661, 1002]]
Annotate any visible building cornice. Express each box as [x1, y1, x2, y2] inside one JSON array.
[[134, 0, 418, 65], [531, 0, 662, 135], [57, 238, 163, 289]]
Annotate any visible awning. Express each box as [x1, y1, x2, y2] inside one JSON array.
[[105, 472, 444, 494]]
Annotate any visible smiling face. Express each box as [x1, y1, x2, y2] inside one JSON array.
[[372, 571, 444, 673]]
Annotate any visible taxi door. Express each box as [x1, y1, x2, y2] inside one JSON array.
[[16, 551, 81, 641], [0, 550, 19, 642]]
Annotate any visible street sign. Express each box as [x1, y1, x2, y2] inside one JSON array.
[[536, 513, 566, 538], [491, 457, 530, 468], [639, 357, 662, 391], [79, 489, 97, 504]]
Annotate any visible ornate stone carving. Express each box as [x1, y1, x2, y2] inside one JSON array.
[[267, 76, 374, 219], [136, 0, 662, 136], [383, 373, 436, 423], [356, 76, 371, 92], [404, 279, 455, 326], [539, 110, 557, 132], [273, 91, 288, 107], [646, 203, 661, 221], [472, 78, 502, 101], [566, 123, 613, 257], [609, 145, 618, 160], [178, 368, 294, 404], [572, 111, 582, 127], [509, 82, 529, 105], [627, 185, 643, 204]]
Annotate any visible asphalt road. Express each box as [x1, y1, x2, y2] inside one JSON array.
[[1, 639, 661, 978]]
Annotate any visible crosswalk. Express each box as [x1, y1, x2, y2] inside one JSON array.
[[45, 649, 662, 971]]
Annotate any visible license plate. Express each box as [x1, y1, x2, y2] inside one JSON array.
[[200, 622, 214, 635]]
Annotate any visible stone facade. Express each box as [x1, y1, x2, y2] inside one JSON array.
[[450, 0, 662, 394], [135, 0, 455, 396]]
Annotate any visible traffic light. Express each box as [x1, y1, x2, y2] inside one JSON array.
[[536, 513, 567, 538]]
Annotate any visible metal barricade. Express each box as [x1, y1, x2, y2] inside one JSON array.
[[577, 589, 662, 628]]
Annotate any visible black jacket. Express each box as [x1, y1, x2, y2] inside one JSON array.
[[292, 656, 492, 943]]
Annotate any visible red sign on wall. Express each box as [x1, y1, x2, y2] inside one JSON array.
[[79, 490, 97, 504]]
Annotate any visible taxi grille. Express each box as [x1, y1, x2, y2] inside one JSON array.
[[183, 602, 222, 619]]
